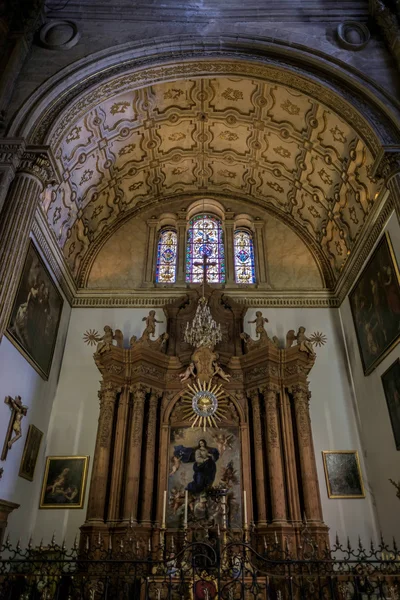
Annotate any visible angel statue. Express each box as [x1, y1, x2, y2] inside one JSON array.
[[172, 439, 219, 494], [248, 311, 269, 338], [142, 310, 163, 339], [212, 361, 231, 382], [96, 326, 114, 353], [296, 327, 316, 357], [179, 362, 195, 382]]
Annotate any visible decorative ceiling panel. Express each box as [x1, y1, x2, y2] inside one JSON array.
[[46, 76, 382, 285]]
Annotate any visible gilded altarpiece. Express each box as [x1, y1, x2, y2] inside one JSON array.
[[81, 287, 329, 554]]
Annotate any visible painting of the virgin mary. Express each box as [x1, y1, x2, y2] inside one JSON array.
[[174, 439, 219, 493]]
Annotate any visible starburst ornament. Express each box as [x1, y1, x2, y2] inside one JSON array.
[[83, 329, 101, 346], [309, 331, 327, 347], [181, 379, 229, 431], [184, 296, 222, 349]]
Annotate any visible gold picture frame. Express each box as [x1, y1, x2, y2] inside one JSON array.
[[39, 456, 89, 509], [322, 451, 365, 499], [19, 424, 44, 482], [349, 231, 400, 375]]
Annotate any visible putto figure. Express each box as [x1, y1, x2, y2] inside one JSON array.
[[142, 310, 163, 339], [248, 311, 269, 338]]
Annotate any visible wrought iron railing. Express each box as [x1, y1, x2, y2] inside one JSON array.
[[1, 531, 399, 599]]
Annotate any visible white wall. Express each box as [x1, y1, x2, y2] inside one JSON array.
[[33, 307, 167, 545], [245, 308, 379, 546], [0, 253, 71, 543], [339, 211, 400, 542], [30, 302, 379, 547]]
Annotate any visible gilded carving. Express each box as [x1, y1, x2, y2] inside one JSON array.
[[98, 383, 118, 448], [264, 390, 279, 449]]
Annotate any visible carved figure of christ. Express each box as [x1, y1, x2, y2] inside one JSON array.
[[193, 254, 217, 283]]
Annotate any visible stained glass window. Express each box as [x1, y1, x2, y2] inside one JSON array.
[[234, 229, 256, 284], [156, 229, 178, 283], [186, 214, 225, 283]]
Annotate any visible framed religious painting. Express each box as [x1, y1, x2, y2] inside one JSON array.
[[349, 232, 400, 375], [6, 241, 63, 379], [19, 424, 44, 482], [322, 451, 365, 499], [381, 358, 400, 450], [39, 456, 89, 509]]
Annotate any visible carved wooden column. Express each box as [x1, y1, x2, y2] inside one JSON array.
[[291, 385, 323, 522], [86, 382, 119, 522], [107, 385, 131, 522], [262, 385, 287, 524], [280, 389, 301, 522], [123, 384, 147, 522], [249, 388, 267, 525], [141, 389, 160, 524], [176, 217, 187, 285], [0, 147, 56, 341], [225, 219, 235, 285], [143, 218, 159, 285]]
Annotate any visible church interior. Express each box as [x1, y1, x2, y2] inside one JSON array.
[[0, 0, 400, 597]]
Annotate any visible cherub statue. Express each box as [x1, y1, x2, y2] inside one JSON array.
[[296, 327, 316, 357], [286, 329, 296, 348], [212, 361, 231, 382], [113, 329, 124, 348], [272, 336, 280, 348], [129, 334, 137, 348], [7, 396, 28, 449], [248, 311, 269, 338], [96, 326, 115, 353], [179, 362, 196, 382], [142, 310, 163, 339]]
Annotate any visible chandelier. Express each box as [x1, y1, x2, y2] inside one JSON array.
[[184, 296, 222, 348]]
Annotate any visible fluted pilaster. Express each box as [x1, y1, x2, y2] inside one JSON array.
[[141, 390, 160, 524], [262, 386, 286, 523], [107, 385, 131, 522], [249, 389, 267, 525], [123, 384, 147, 522]]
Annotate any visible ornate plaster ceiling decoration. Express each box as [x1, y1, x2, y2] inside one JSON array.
[[45, 76, 382, 287]]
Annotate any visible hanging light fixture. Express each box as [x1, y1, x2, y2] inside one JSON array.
[[184, 296, 222, 348]]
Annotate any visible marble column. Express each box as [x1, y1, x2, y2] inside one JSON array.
[[141, 390, 160, 524], [0, 139, 25, 212], [225, 219, 235, 285], [123, 384, 147, 522], [0, 147, 56, 341], [291, 385, 323, 522], [249, 389, 267, 525], [254, 221, 267, 286], [86, 382, 120, 522], [107, 385, 131, 522], [176, 218, 187, 285], [262, 386, 287, 524], [143, 218, 159, 285]]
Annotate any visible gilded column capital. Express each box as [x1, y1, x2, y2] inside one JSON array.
[[248, 388, 259, 401], [130, 383, 148, 399], [99, 381, 120, 404], [260, 384, 279, 399], [371, 146, 400, 184], [289, 384, 310, 405]]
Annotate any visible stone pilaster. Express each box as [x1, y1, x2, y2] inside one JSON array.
[[254, 220, 268, 287], [0, 139, 25, 212], [176, 217, 187, 285], [141, 390, 160, 524], [107, 385, 131, 522], [249, 389, 267, 525], [123, 384, 147, 522], [291, 385, 323, 523], [0, 146, 56, 342], [86, 382, 120, 522], [143, 218, 159, 285], [262, 385, 287, 524], [225, 219, 235, 284]]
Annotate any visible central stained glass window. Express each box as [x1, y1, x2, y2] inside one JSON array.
[[156, 229, 178, 283], [234, 229, 256, 284], [186, 214, 225, 283]]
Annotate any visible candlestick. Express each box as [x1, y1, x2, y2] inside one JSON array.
[[243, 491, 248, 526], [184, 490, 188, 527], [162, 490, 167, 529]]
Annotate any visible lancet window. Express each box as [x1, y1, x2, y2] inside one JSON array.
[[155, 228, 178, 283], [234, 229, 256, 284], [186, 214, 225, 283]]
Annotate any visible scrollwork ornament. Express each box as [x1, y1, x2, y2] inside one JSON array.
[[19, 150, 56, 186], [98, 382, 119, 447]]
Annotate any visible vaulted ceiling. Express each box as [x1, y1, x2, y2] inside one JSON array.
[[46, 76, 382, 286]]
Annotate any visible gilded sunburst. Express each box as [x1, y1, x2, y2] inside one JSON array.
[[181, 379, 229, 431]]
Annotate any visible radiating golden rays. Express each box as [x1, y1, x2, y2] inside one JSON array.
[[181, 378, 229, 431]]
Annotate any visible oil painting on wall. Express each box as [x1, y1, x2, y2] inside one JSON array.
[[19, 425, 43, 482], [39, 456, 89, 509], [322, 451, 365, 498], [6, 241, 63, 379], [168, 427, 242, 528], [349, 232, 400, 375], [381, 359, 400, 450]]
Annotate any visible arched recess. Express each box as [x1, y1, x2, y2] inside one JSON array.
[[158, 389, 252, 528], [7, 35, 400, 295]]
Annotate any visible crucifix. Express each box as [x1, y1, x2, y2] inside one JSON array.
[[1, 396, 28, 461], [193, 253, 217, 283]]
